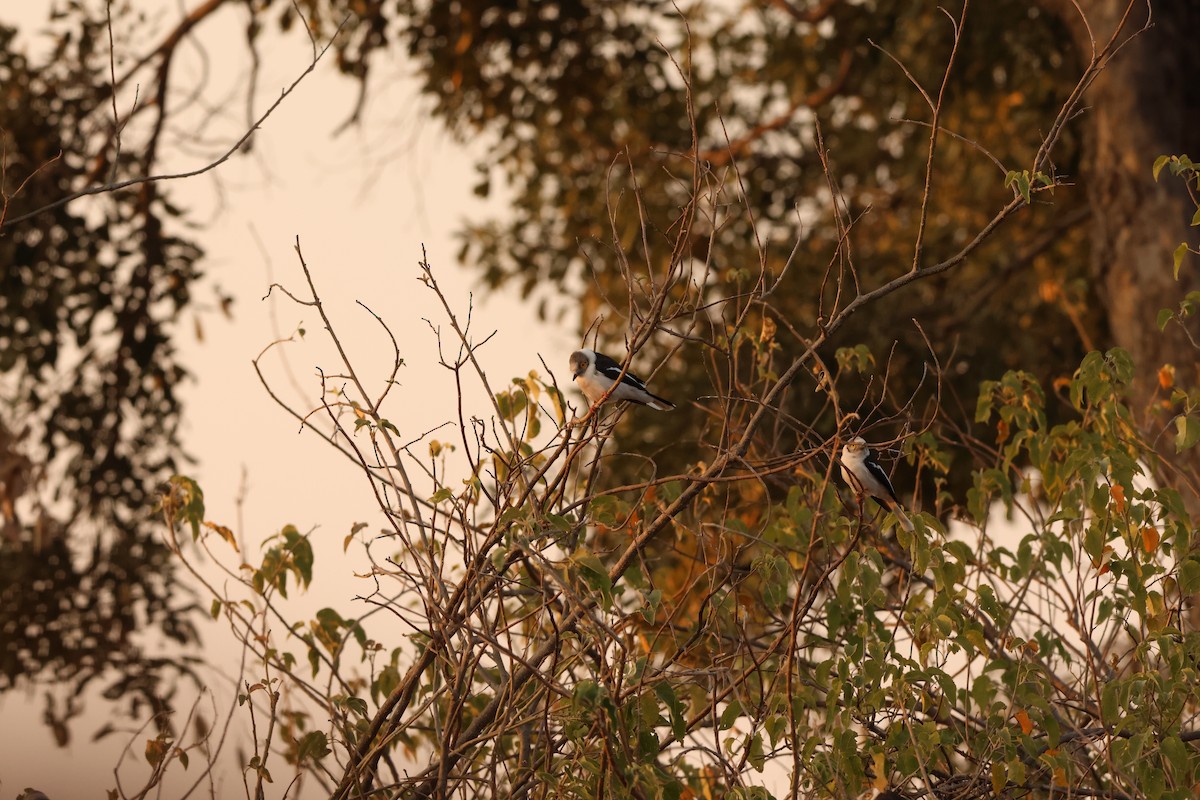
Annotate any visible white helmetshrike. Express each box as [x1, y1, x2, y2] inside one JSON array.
[[839, 436, 915, 531], [568, 349, 675, 411]]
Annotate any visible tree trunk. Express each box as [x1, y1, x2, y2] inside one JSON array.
[[1046, 0, 1200, 508]]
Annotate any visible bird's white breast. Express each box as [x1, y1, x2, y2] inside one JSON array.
[[576, 373, 610, 403]]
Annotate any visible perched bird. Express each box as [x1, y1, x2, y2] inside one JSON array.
[[839, 436, 915, 531], [569, 349, 675, 411]]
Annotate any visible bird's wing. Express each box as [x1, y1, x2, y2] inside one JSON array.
[[592, 351, 649, 391], [863, 454, 901, 504]]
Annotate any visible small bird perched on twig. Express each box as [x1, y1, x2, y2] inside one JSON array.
[[569, 349, 675, 411], [839, 436, 915, 531]]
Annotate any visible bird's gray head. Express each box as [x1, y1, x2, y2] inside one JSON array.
[[843, 436, 868, 456], [569, 350, 593, 378]]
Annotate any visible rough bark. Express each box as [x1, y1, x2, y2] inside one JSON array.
[[1045, 0, 1200, 507]]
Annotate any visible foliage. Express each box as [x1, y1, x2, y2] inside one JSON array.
[[154, 263, 1200, 799], [145, 14, 1200, 785], [66, 0, 1098, 483], [0, 18, 203, 735], [4, 2, 1199, 798], [1150, 154, 1200, 459], [343, 0, 1099, 499], [151, 4, 1200, 793]]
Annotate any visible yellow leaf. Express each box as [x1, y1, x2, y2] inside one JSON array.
[[872, 751, 888, 791], [203, 521, 239, 552], [759, 316, 777, 344], [1015, 709, 1034, 735], [991, 762, 1007, 794], [145, 737, 168, 767]]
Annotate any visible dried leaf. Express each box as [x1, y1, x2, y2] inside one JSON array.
[[1110, 484, 1125, 514], [1142, 527, 1160, 554]]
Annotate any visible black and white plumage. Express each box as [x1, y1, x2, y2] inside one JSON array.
[[839, 436, 914, 531], [568, 349, 675, 411]]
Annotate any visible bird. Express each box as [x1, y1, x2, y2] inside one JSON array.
[[568, 349, 675, 411], [839, 436, 915, 531]]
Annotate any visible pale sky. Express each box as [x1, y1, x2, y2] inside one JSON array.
[[1, 4, 572, 796]]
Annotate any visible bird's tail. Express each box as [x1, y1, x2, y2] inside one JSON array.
[[644, 392, 676, 411], [891, 504, 915, 532]]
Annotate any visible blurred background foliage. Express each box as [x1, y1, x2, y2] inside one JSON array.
[[295, 0, 1103, 485], [0, 18, 202, 739]]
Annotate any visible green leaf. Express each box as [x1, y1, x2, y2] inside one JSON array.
[[573, 679, 601, 707], [1157, 308, 1174, 331], [375, 664, 400, 702], [975, 381, 996, 423], [835, 344, 875, 373], [637, 690, 662, 727], [1161, 735, 1187, 778], [210, 599, 222, 619], [307, 645, 321, 678], [167, 475, 206, 540], [1191, 207, 1200, 227], [573, 550, 613, 606], [1175, 243, 1188, 279], [747, 732, 765, 772], [545, 513, 573, 533], [659, 480, 683, 502], [638, 729, 660, 759], [655, 682, 687, 740], [1016, 172, 1031, 203], [282, 526, 314, 588], [719, 700, 742, 730], [641, 588, 662, 622], [296, 730, 330, 764], [589, 495, 623, 527], [1175, 415, 1200, 452], [1101, 680, 1124, 727], [314, 607, 349, 655], [343, 695, 368, 718], [1179, 558, 1200, 594]]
